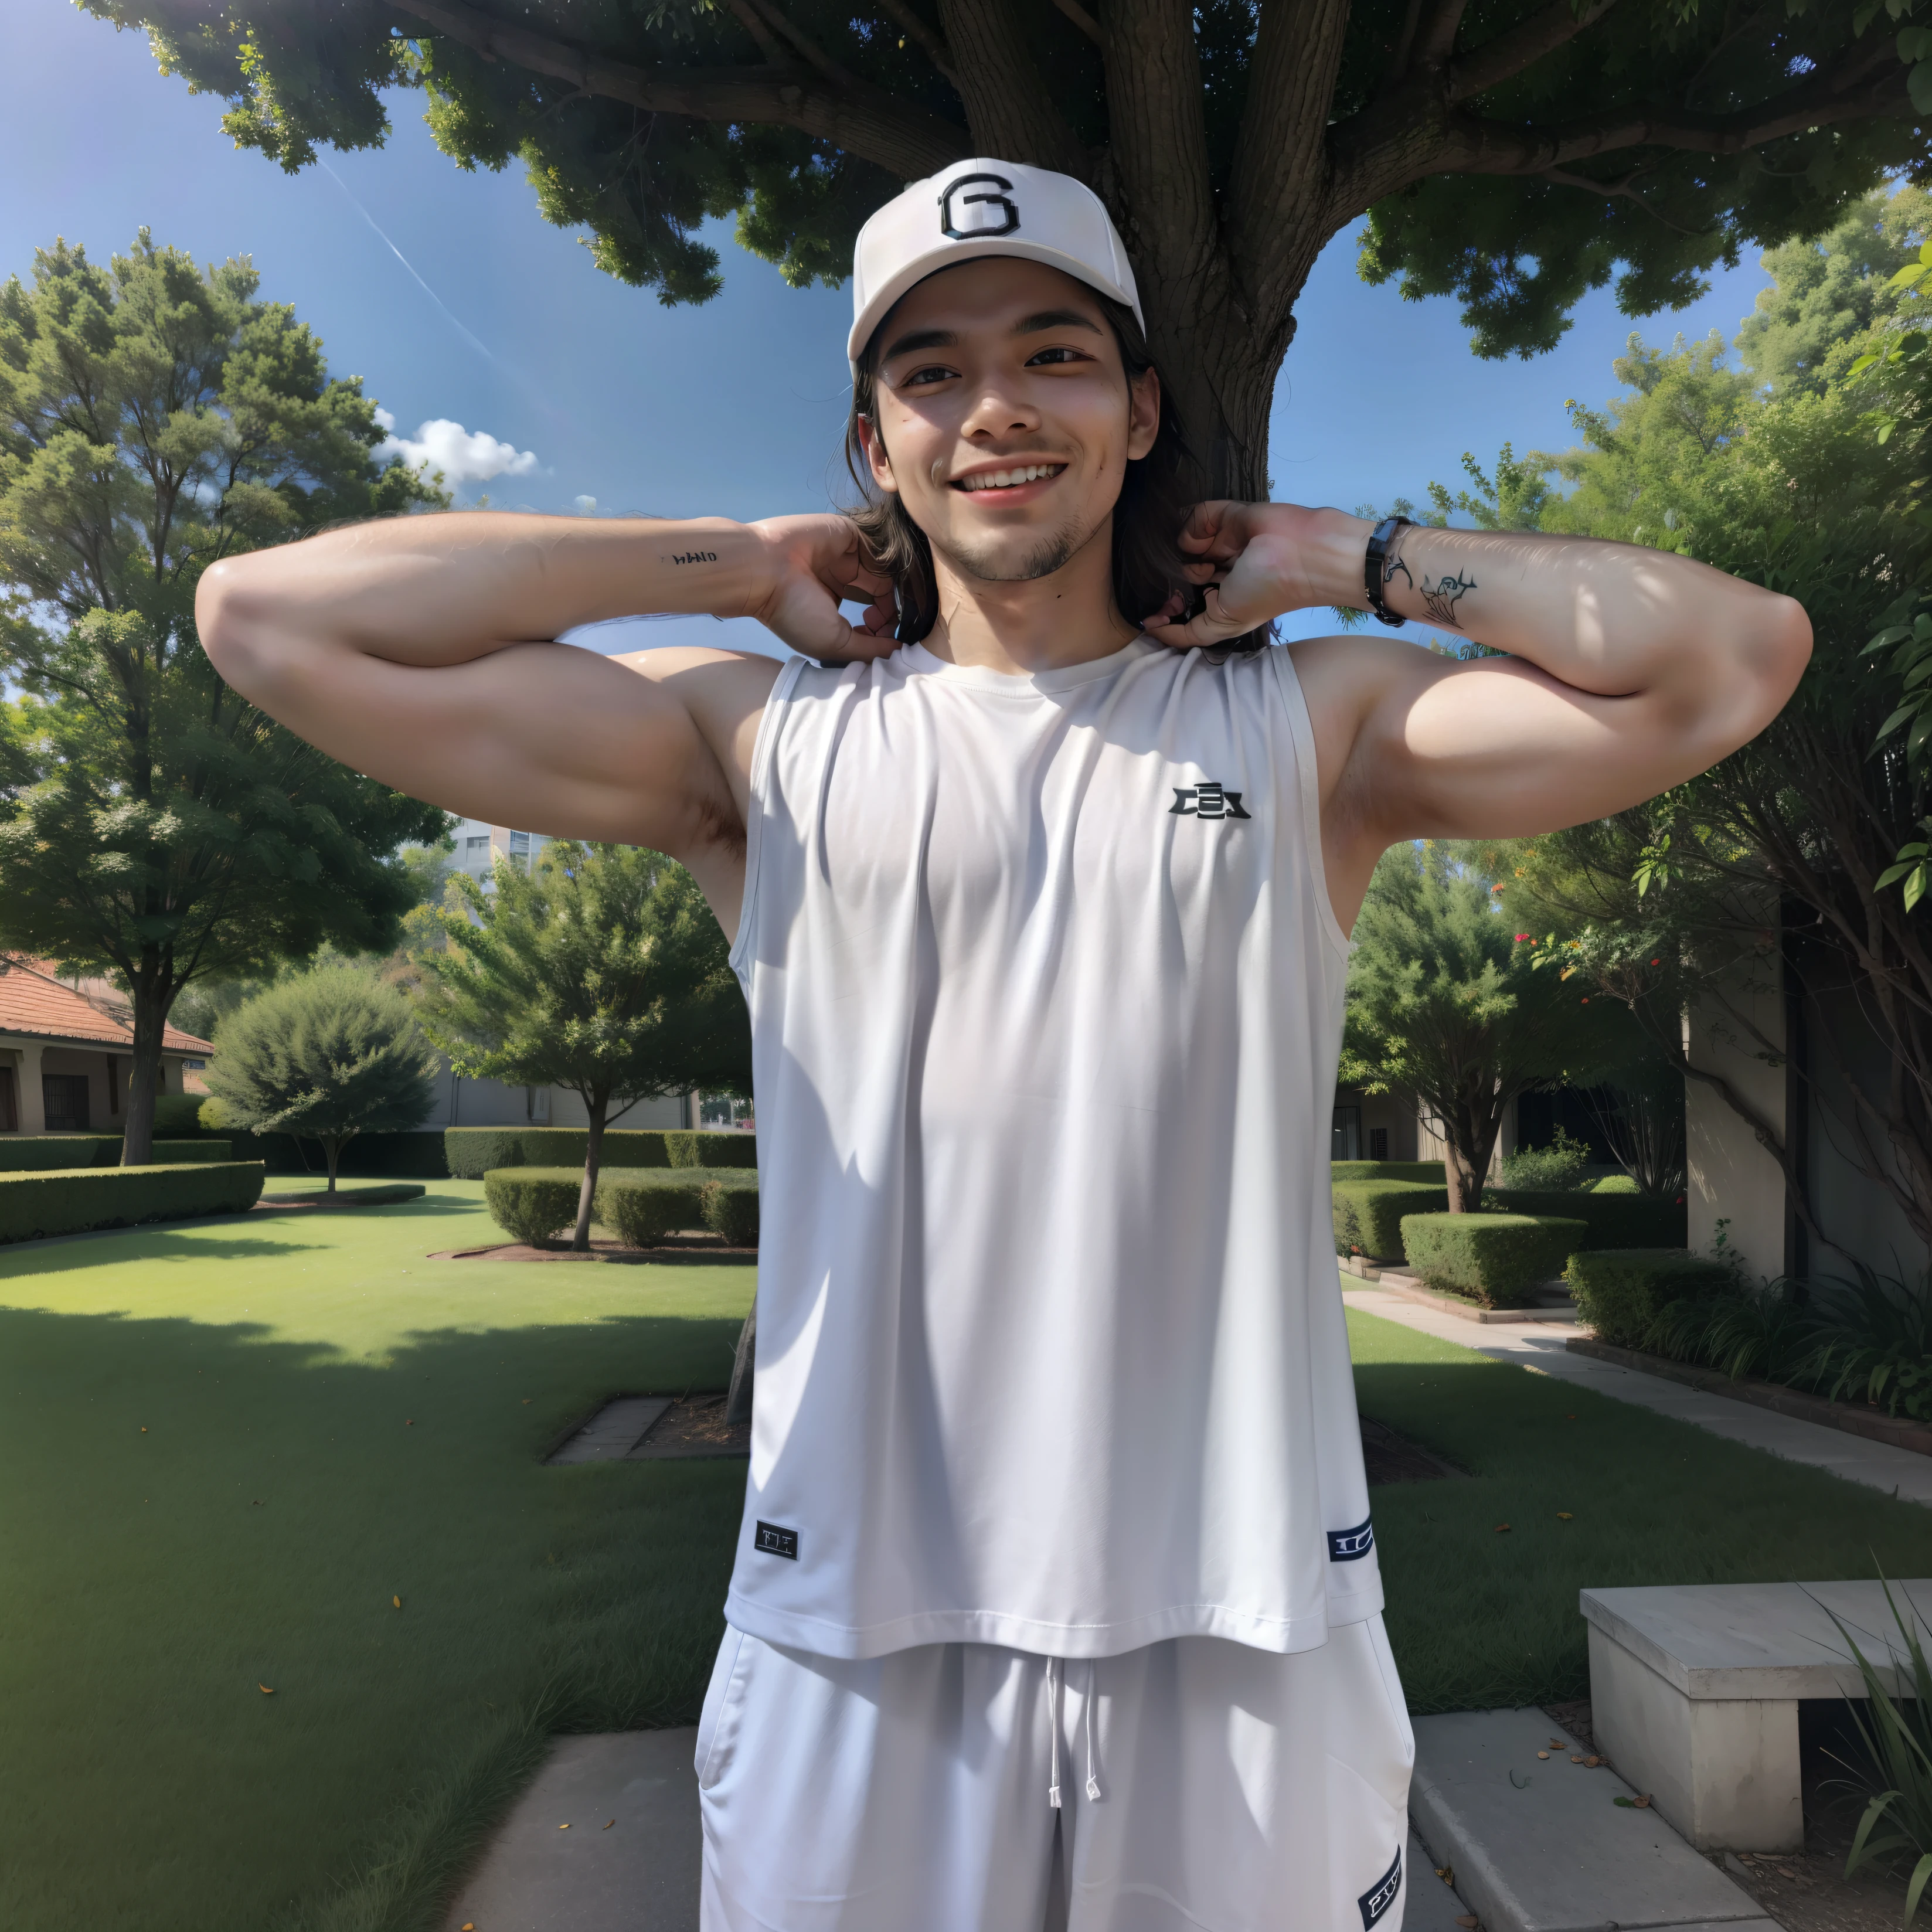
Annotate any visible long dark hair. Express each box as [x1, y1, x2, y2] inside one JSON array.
[[844, 289, 1257, 651]]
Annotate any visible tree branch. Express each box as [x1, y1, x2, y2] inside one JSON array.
[[1051, 0, 1103, 46], [718, 0, 783, 64], [739, 0, 859, 90], [934, 0, 1087, 173], [386, 0, 969, 179], [1416, 0, 1471, 69], [872, 0, 961, 86], [1448, 0, 1623, 103]]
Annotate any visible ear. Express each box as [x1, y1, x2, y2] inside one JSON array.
[[856, 415, 899, 495], [1127, 367, 1161, 463]]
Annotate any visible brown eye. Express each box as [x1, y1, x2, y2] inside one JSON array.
[[1026, 346, 1087, 366], [900, 364, 957, 388]]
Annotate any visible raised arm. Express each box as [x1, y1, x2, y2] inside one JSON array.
[[195, 512, 894, 919], [1144, 504, 1812, 927]]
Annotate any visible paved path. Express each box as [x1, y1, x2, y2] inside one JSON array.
[[1345, 1280, 1932, 1505]]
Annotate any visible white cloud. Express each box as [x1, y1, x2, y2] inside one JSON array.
[[373, 407, 540, 486], [573, 494, 598, 515]]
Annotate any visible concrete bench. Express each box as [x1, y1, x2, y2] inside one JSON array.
[[1581, 1580, 1932, 1853]]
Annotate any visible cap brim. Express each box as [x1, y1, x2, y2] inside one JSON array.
[[846, 240, 1145, 370]]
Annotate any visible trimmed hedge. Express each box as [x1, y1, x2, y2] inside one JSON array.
[[258, 1182, 427, 1208], [699, 1169, 760, 1245], [1593, 1174, 1641, 1194], [1399, 1212, 1589, 1308], [445, 1127, 756, 1180], [0, 1136, 233, 1171], [1334, 1180, 1450, 1258], [482, 1167, 583, 1245], [0, 1162, 266, 1245], [1566, 1248, 1737, 1349], [1484, 1187, 1686, 1250], [224, 1130, 451, 1179], [594, 1169, 708, 1246], [1330, 1160, 1445, 1185]]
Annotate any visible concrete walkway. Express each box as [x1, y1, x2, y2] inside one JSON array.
[[1345, 1280, 1932, 1506]]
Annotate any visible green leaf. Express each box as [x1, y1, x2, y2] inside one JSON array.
[[1907, 868, 1928, 913], [1907, 1850, 1932, 1925], [1911, 60, 1932, 114]]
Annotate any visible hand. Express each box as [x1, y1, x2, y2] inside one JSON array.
[[746, 514, 899, 662], [1141, 502, 1354, 651]]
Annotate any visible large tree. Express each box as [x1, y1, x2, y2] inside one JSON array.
[[84, 0, 1930, 498], [0, 233, 450, 1162], [412, 840, 750, 1249]]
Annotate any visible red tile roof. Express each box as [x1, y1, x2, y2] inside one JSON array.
[[0, 958, 213, 1055]]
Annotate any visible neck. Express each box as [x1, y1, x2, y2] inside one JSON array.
[[917, 515, 1138, 675]]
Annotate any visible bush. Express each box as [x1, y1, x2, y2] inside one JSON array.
[[151, 1140, 232, 1164], [152, 1093, 209, 1135], [593, 1169, 708, 1246], [444, 1127, 756, 1179], [699, 1169, 760, 1245], [1334, 1180, 1450, 1257], [1330, 1160, 1445, 1184], [259, 1181, 427, 1207], [0, 1162, 266, 1244], [1593, 1173, 1641, 1194], [0, 1137, 120, 1172], [1484, 1188, 1686, 1249], [1500, 1128, 1591, 1192], [223, 1130, 450, 1178], [482, 1168, 583, 1246], [1565, 1248, 1737, 1349], [1400, 1212, 1589, 1307]]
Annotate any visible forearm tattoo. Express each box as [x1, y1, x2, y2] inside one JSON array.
[[1420, 569, 1477, 628], [1382, 551, 1413, 593]]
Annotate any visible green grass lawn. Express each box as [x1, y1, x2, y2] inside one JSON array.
[[0, 1182, 751, 1932], [1352, 1302, 1932, 1713], [9, 1197, 1932, 1932]]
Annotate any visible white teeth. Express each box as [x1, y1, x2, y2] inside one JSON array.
[[959, 464, 1060, 492]]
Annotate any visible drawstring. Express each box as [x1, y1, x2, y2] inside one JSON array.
[[1045, 1658, 1102, 1809], [1084, 1659, 1101, 1801], [1047, 1658, 1063, 1809]]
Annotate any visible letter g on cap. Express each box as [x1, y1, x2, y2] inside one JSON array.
[[939, 172, 1019, 240]]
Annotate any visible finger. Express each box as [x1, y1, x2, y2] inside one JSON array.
[[1141, 582, 1260, 651], [1175, 499, 1244, 554]]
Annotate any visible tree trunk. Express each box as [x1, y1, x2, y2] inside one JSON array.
[[726, 1299, 757, 1427], [121, 978, 169, 1167], [573, 1091, 608, 1251], [324, 1136, 343, 1196], [1436, 1081, 1509, 1212]]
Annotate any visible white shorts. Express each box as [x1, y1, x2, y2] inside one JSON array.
[[696, 1617, 1415, 1932]]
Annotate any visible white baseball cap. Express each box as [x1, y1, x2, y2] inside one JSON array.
[[847, 158, 1144, 372]]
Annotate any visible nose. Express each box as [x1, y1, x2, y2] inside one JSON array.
[[960, 379, 1040, 444]]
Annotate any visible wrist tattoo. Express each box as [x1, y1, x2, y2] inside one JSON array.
[[1382, 550, 1413, 592], [665, 550, 719, 565], [1420, 569, 1477, 629]]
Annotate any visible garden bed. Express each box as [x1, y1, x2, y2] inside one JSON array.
[[1567, 1334, 1932, 1457], [431, 1233, 756, 1263]]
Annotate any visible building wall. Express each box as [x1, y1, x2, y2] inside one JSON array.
[[418, 1056, 683, 1132], [0, 1037, 192, 1134], [1684, 962, 1788, 1283], [448, 817, 550, 889], [1332, 1087, 1419, 1162]]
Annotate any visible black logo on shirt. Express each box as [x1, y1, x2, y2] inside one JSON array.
[[754, 1521, 799, 1560], [1359, 1846, 1403, 1928], [1328, 1518, 1375, 1562], [1170, 781, 1251, 820], [939, 172, 1019, 239]]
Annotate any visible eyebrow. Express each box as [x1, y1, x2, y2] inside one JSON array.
[[879, 307, 1106, 366]]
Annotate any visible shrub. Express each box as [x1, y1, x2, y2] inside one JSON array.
[[593, 1169, 707, 1246], [152, 1093, 209, 1136], [1333, 1181, 1449, 1258], [700, 1169, 760, 1245], [0, 1137, 120, 1172], [1400, 1212, 1589, 1307], [1500, 1127, 1591, 1192], [1565, 1248, 1737, 1349], [260, 1181, 427, 1207], [1801, 1263, 1932, 1420], [1593, 1173, 1641, 1194], [482, 1168, 583, 1246], [444, 1127, 756, 1179], [668, 1130, 759, 1169], [1484, 1187, 1686, 1249], [151, 1140, 232, 1164], [1330, 1160, 1445, 1184], [0, 1162, 265, 1244]]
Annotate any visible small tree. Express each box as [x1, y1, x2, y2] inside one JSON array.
[[1342, 842, 1624, 1211], [414, 841, 750, 1250], [203, 968, 438, 1193]]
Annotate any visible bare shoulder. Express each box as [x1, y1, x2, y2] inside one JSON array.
[[1281, 633, 1440, 799], [608, 644, 790, 817]]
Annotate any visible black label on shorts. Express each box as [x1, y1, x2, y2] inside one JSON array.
[[754, 1521, 799, 1560], [1329, 1516, 1375, 1562], [1359, 1845, 1402, 1927]]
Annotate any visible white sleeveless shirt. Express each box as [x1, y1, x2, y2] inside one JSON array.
[[722, 637, 1380, 1661]]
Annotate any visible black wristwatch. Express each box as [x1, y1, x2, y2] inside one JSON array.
[[1363, 516, 1411, 627]]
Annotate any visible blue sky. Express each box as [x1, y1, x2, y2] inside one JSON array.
[[8, 1, 1778, 654]]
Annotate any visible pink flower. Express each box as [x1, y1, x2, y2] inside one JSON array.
[[1515, 933, 1532, 942]]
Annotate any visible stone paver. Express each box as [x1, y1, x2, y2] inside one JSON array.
[[1409, 1708, 1772, 1932], [443, 1728, 699, 1932], [1345, 1281, 1932, 1505], [546, 1396, 674, 1465]]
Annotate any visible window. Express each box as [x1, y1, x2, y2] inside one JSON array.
[[526, 1084, 550, 1123], [42, 1074, 90, 1133], [1369, 1126, 1389, 1161], [0, 1067, 15, 1132], [1331, 1106, 1362, 1162], [465, 835, 488, 854]]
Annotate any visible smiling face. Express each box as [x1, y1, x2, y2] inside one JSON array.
[[855, 257, 1161, 591]]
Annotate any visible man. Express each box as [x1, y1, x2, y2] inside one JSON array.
[[198, 159, 1809, 1931]]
